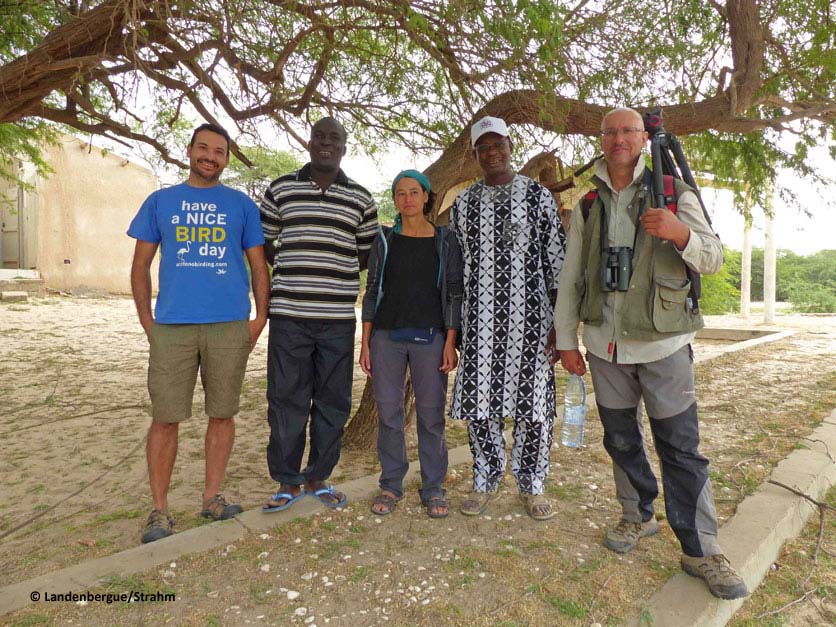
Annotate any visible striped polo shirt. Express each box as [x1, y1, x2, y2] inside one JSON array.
[[259, 164, 378, 321]]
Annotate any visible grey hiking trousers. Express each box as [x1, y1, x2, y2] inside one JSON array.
[[588, 344, 722, 557], [370, 330, 448, 502]]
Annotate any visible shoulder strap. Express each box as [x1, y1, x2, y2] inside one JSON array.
[[581, 190, 597, 222], [662, 175, 677, 213], [434, 225, 445, 288], [581, 175, 679, 222]]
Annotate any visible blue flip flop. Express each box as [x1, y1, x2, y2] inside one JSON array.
[[309, 485, 347, 509], [262, 491, 305, 513]]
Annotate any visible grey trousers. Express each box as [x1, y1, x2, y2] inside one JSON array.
[[370, 330, 448, 502], [588, 345, 721, 557]]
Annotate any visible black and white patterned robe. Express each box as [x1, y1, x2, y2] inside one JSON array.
[[449, 174, 566, 424]]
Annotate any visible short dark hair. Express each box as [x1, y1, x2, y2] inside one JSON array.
[[311, 116, 347, 142], [423, 190, 437, 216], [190, 123, 231, 155]]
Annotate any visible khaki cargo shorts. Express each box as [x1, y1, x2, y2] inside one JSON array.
[[148, 320, 251, 423]]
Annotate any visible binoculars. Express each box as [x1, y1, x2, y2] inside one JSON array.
[[601, 246, 632, 292]]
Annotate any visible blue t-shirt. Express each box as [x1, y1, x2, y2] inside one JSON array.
[[128, 182, 265, 324]]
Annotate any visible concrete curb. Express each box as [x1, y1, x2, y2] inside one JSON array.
[[694, 329, 795, 363], [0, 325, 822, 621], [630, 415, 836, 626]]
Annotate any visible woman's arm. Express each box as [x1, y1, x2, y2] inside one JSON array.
[[359, 321, 374, 377]]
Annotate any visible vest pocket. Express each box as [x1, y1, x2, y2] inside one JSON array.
[[652, 276, 691, 332]]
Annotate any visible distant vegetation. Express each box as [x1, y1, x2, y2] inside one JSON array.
[[701, 248, 836, 314]]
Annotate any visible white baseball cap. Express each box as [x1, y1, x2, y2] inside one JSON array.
[[471, 116, 509, 147]]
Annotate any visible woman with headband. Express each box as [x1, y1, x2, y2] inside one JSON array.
[[359, 170, 463, 518]]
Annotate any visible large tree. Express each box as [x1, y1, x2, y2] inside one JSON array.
[[2, 0, 834, 445], [1, 1, 834, 201]]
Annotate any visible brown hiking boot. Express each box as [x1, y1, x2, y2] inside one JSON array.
[[201, 493, 243, 521], [604, 517, 659, 553], [141, 509, 174, 544], [681, 553, 749, 600]]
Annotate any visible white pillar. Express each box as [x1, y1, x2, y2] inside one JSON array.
[[763, 212, 776, 324], [740, 217, 751, 317]]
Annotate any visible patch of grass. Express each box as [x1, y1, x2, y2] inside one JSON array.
[[349, 524, 366, 534], [494, 545, 522, 559], [100, 573, 175, 603], [644, 557, 676, 578], [526, 539, 562, 553], [320, 541, 342, 559], [545, 594, 587, 619], [349, 566, 369, 582], [248, 582, 270, 601], [444, 602, 465, 618], [95, 508, 143, 524], [456, 552, 482, 571], [9, 615, 51, 626], [546, 483, 583, 500]]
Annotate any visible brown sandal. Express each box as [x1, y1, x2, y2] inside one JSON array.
[[521, 494, 555, 521], [370, 491, 401, 516], [424, 496, 449, 519], [460, 491, 496, 516]]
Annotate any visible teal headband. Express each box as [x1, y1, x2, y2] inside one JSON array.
[[391, 169, 431, 195]]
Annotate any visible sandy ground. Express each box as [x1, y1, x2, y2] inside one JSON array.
[[1, 295, 835, 625]]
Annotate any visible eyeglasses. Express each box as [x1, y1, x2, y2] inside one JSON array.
[[474, 140, 508, 154], [601, 127, 645, 138]]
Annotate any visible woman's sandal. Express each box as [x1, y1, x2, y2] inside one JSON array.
[[424, 496, 450, 519], [370, 491, 401, 516]]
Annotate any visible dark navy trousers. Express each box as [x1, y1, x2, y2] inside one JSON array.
[[266, 317, 355, 486]]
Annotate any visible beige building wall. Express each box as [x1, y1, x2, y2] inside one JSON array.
[[35, 135, 159, 293]]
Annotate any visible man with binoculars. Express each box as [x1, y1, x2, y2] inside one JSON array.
[[554, 107, 748, 600]]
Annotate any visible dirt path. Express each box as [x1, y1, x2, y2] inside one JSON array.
[[2, 297, 835, 625]]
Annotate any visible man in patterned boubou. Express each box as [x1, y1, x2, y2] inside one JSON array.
[[448, 116, 566, 520]]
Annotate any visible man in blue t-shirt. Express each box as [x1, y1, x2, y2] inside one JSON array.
[[128, 123, 270, 544]]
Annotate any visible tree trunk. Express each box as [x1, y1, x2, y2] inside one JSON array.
[[740, 217, 752, 317], [763, 208, 776, 324], [343, 369, 417, 450], [740, 186, 753, 317], [343, 377, 379, 450]]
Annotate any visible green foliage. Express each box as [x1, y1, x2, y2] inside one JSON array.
[[223, 147, 302, 201], [0, 122, 55, 200], [787, 283, 836, 313], [700, 249, 741, 314], [0, 1, 63, 59], [730, 248, 836, 312], [373, 190, 397, 226]]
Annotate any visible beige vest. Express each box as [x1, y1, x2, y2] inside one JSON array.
[[577, 176, 704, 341]]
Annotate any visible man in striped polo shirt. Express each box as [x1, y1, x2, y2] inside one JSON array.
[[260, 117, 378, 511]]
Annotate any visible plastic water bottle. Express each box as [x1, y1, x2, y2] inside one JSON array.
[[560, 374, 586, 448]]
